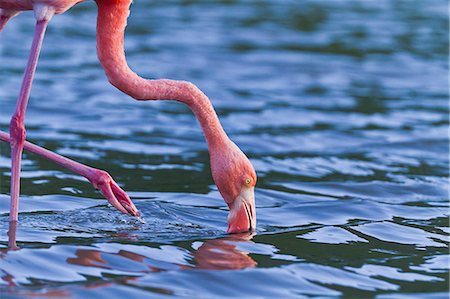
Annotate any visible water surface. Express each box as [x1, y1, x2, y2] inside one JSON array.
[[0, 0, 449, 298]]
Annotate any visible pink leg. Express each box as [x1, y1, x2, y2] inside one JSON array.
[[7, 221, 19, 250], [0, 131, 139, 217], [9, 18, 50, 222], [1, 11, 19, 250]]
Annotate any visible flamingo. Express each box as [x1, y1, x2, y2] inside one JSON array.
[[0, 0, 257, 238]]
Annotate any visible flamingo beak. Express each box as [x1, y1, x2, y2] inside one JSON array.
[[227, 186, 256, 234]]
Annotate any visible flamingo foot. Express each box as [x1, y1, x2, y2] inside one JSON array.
[[89, 170, 140, 217]]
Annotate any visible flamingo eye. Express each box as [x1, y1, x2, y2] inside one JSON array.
[[245, 178, 252, 185]]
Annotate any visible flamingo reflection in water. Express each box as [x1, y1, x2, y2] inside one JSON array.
[[66, 233, 257, 271], [1, 225, 257, 297]]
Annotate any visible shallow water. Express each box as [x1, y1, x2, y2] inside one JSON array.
[[0, 0, 449, 298]]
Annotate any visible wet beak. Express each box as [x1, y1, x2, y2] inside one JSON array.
[[227, 186, 256, 234]]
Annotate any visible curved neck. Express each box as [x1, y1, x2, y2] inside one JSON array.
[[95, 0, 229, 149]]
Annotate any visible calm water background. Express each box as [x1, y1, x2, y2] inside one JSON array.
[[0, 0, 449, 298]]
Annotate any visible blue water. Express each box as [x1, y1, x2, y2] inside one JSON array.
[[0, 1, 449, 298]]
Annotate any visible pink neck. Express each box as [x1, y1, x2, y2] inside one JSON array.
[[95, 0, 229, 150]]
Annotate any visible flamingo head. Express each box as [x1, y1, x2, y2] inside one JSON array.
[[210, 141, 257, 234]]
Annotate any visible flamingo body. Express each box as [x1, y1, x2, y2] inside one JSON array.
[[0, 0, 83, 14]]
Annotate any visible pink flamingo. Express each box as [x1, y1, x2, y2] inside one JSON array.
[[0, 0, 257, 237]]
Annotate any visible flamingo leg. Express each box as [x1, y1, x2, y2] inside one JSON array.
[[8, 17, 51, 223], [6, 220, 18, 250], [1, 10, 21, 250], [0, 131, 139, 216]]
